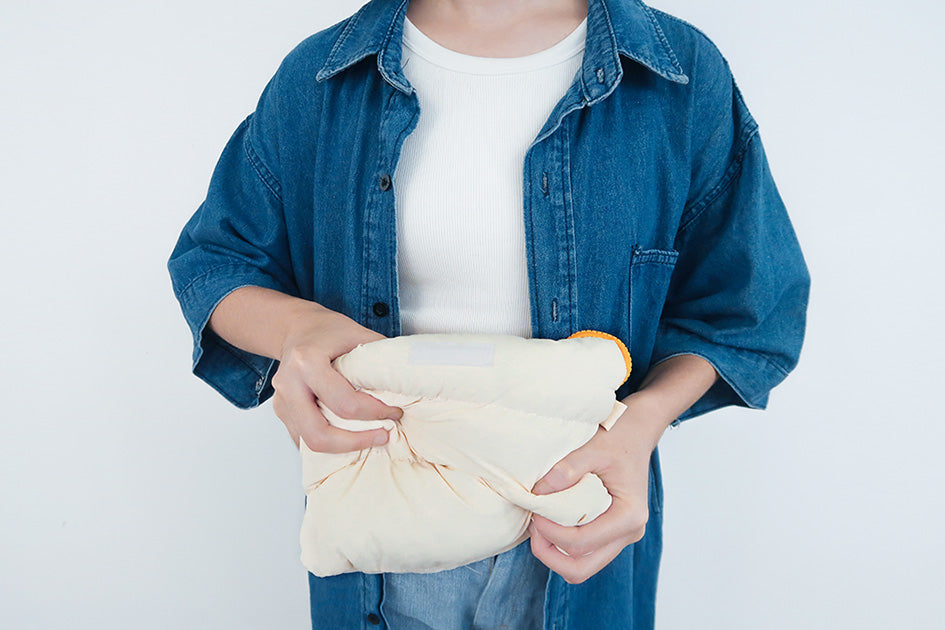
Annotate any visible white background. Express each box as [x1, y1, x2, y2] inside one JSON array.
[[2, 1, 943, 628]]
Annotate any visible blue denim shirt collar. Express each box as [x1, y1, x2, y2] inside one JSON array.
[[315, 0, 689, 97]]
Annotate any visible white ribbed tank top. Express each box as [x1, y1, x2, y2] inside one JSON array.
[[394, 15, 587, 338]]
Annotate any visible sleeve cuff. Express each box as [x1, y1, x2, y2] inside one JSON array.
[[650, 324, 789, 426], [176, 263, 289, 409]]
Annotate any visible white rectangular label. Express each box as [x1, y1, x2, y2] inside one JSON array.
[[407, 341, 495, 367]]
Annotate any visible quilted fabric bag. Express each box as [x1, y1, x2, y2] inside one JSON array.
[[299, 330, 632, 576]]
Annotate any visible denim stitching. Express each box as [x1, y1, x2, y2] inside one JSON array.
[[640, 2, 684, 74], [212, 333, 267, 378], [562, 119, 577, 334], [375, 0, 412, 92], [197, 373, 255, 410], [176, 262, 250, 300], [379, 0, 408, 60], [597, 0, 623, 71], [581, 0, 624, 103], [655, 323, 792, 382], [323, 7, 363, 72], [243, 127, 283, 203], [678, 117, 760, 234], [361, 88, 400, 324], [631, 248, 679, 266]]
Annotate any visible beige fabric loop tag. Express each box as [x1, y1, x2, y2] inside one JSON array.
[[599, 400, 627, 431]]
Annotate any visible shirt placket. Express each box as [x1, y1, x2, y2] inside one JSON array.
[[523, 123, 578, 340], [362, 85, 420, 337]]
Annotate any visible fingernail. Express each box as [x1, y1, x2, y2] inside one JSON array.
[[373, 431, 388, 446], [389, 407, 403, 420]]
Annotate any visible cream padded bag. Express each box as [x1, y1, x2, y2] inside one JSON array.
[[299, 330, 632, 576]]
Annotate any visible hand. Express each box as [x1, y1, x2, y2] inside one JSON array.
[[528, 395, 670, 584], [270, 307, 403, 453]]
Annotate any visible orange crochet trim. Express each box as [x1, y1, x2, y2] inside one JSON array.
[[566, 330, 632, 382]]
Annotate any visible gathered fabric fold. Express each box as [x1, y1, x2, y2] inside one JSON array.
[[299, 331, 631, 576]]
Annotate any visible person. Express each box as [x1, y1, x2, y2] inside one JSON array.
[[166, 0, 810, 628]]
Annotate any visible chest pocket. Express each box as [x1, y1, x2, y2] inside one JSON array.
[[628, 246, 680, 362]]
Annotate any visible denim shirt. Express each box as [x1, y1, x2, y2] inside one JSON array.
[[167, 0, 810, 627]]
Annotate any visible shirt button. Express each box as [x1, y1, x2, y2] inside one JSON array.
[[366, 612, 381, 625], [372, 301, 389, 317], [254, 376, 265, 393], [378, 173, 392, 191]]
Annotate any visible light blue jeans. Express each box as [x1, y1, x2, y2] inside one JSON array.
[[379, 538, 550, 630]]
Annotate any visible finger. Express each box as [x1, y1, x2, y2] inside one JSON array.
[[279, 380, 390, 453], [532, 439, 605, 495], [308, 365, 403, 421], [529, 522, 628, 585], [300, 420, 390, 454], [530, 496, 647, 556]]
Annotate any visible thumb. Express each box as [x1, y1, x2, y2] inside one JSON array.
[[532, 442, 599, 496]]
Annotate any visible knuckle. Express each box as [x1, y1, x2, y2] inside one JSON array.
[[544, 464, 578, 489], [556, 462, 579, 482], [626, 520, 648, 543], [529, 535, 540, 554], [282, 346, 307, 368], [623, 506, 648, 534], [283, 345, 322, 375]]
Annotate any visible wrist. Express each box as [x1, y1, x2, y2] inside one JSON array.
[[616, 390, 675, 453], [619, 354, 719, 437], [280, 301, 329, 357]]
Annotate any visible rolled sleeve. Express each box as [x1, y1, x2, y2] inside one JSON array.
[[167, 106, 299, 409], [652, 76, 811, 425]]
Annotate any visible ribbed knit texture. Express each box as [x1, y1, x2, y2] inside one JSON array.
[[394, 15, 587, 338]]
